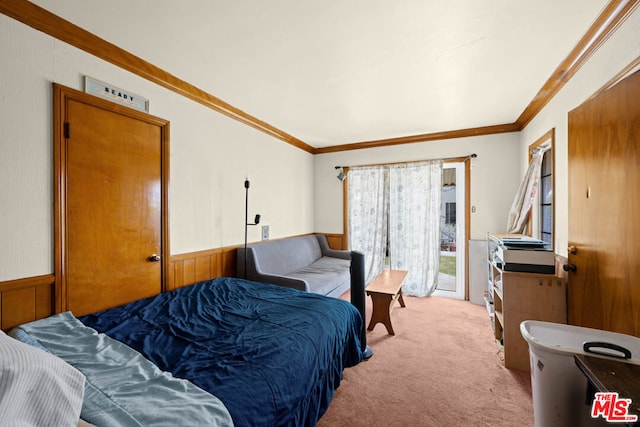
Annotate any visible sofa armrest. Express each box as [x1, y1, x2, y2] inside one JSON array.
[[315, 234, 351, 260], [252, 273, 309, 292]]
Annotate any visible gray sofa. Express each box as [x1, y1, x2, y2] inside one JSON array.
[[236, 234, 352, 298]]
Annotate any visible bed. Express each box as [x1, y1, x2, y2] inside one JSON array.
[[8, 277, 364, 426]]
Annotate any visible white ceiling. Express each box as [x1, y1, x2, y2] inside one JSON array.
[[33, 0, 608, 148]]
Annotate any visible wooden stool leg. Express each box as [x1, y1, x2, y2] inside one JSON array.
[[398, 289, 406, 308], [367, 293, 395, 335]]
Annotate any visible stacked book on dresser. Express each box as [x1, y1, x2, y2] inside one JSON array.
[[493, 236, 555, 274]]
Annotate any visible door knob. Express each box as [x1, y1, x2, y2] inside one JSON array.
[[568, 245, 577, 254], [563, 263, 577, 272], [148, 254, 161, 262]]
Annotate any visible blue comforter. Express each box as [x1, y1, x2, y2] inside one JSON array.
[[79, 277, 364, 427], [11, 312, 234, 427]]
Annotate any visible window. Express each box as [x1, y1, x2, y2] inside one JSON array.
[[539, 150, 553, 245], [528, 129, 554, 248], [445, 202, 456, 224]]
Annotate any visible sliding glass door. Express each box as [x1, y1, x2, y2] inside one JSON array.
[[433, 162, 465, 300]]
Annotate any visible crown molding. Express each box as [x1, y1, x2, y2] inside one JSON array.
[[313, 123, 520, 154], [0, 0, 314, 154], [1, 0, 637, 154], [515, 0, 639, 128], [317, 0, 639, 153]]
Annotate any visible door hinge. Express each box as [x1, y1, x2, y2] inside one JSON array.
[[64, 122, 70, 139]]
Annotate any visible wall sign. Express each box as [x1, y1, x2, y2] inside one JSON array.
[[84, 76, 149, 112]]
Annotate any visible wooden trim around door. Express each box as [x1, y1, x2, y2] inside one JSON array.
[[463, 156, 471, 300], [53, 83, 170, 313]]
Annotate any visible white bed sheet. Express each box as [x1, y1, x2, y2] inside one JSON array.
[[0, 329, 85, 426]]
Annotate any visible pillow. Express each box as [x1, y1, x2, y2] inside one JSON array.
[[0, 330, 85, 426]]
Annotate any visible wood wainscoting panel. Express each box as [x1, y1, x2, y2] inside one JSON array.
[[324, 233, 346, 250], [169, 234, 345, 289], [169, 246, 239, 290], [221, 249, 237, 277], [1, 234, 344, 330], [0, 274, 55, 331]]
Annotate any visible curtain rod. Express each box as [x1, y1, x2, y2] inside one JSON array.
[[334, 153, 477, 170]]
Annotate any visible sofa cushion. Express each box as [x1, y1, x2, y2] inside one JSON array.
[[250, 235, 323, 275], [287, 257, 351, 296]]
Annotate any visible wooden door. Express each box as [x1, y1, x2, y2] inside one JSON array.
[[567, 70, 640, 336], [54, 84, 169, 317]]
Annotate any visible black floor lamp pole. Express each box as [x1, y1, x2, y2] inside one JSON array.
[[244, 179, 250, 279], [243, 179, 260, 279]]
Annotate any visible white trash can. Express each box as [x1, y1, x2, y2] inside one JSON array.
[[520, 320, 640, 427]]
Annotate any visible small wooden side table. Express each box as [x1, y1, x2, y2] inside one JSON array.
[[366, 269, 408, 335]]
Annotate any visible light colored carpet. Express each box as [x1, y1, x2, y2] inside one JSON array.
[[317, 293, 534, 427]]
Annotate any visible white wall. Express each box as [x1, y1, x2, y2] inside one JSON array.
[[3, 6, 639, 282], [313, 132, 522, 241], [519, 6, 640, 256], [0, 15, 314, 281], [314, 6, 640, 254]]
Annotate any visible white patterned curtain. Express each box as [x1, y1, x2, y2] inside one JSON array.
[[388, 161, 443, 297], [506, 150, 544, 234], [347, 166, 388, 284]]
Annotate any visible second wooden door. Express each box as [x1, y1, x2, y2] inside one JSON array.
[[567, 70, 640, 336]]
